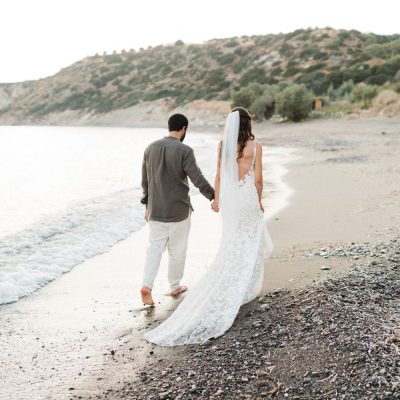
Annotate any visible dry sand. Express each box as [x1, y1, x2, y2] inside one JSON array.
[[0, 116, 399, 399]]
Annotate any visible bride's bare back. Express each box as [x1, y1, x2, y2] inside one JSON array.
[[213, 137, 263, 213], [238, 139, 256, 180]]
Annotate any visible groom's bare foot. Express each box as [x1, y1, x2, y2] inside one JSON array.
[[140, 287, 155, 306], [169, 286, 188, 297]]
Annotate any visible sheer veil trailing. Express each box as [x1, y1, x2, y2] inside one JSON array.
[[219, 110, 241, 235], [219, 109, 273, 257]]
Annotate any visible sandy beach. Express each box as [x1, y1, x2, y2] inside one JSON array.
[[1, 116, 399, 399]]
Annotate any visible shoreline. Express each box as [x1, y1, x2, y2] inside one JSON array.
[[0, 137, 299, 400], [1, 116, 399, 399], [0, 127, 291, 306]]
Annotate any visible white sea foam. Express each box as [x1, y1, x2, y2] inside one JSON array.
[[263, 147, 299, 219], [0, 189, 144, 304], [0, 126, 297, 305]]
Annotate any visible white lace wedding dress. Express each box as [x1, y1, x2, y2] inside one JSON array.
[[143, 138, 273, 346]]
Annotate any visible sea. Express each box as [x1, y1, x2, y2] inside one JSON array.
[[0, 126, 295, 305]]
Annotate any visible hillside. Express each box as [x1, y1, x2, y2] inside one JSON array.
[[1, 27, 400, 125]]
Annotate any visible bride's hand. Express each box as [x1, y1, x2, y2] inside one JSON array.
[[211, 200, 219, 213], [259, 202, 265, 213], [144, 209, 149, 221]]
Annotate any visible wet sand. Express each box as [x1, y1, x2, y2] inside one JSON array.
[[1, 116, 399, 399]]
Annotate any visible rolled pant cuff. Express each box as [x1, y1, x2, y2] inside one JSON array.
[[142, 282, 153, 290], [170, 283, 181, 291]]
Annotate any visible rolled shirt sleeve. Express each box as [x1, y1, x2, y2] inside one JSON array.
[[141, 149, 148, 205]]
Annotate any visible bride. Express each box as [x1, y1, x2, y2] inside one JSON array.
[[143, 106, 273, 346]]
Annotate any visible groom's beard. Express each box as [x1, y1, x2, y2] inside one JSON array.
[[180, 132, 186, 142]]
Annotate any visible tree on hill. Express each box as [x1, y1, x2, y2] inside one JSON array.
[[276, 84, 314, 122]]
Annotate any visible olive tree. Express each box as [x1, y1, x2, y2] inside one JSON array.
[[276, 84, 314, 122]]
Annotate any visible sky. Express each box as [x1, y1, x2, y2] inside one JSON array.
[[1, 0, 399, 83]]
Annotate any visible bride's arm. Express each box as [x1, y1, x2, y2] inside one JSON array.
[[212, 141, 222, 212], [254, 142, 264, 212]]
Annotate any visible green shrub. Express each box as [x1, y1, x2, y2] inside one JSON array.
[[328, 80, 354, 100], [207, 46, 222, 59], [298, 32, 312, 41], [225, 39, 239, 47], [304, 62, 327, 73], [351, 83, 378, 107], [373, 55, 400, 78], [265, 76, 279, 85], [392, 70, 400, 92], [216, 53, 235, 65], [249, 90, 276, 120], [234, 47, 250, 57], [327, 69, 345, 88], [255, 36, 274, 46], [92, 98, 113, 113], [104, 54, 123, 64], [343, 67, 372, 83], [270, 66, 282, 76], [299, 44, 321, 59], [283, 65, 301, 77], [313, 51, 329, 60], [232, 84, 279, 120], [338, 31, 351, 43], [366, 74, 390, 85], [326, 39, 341, 49], [276, 84, 314, 121], [279, 43, 294, 57], [231, 82, 267, 109], [285, 28, 306, 40], [239, 67, 267, 85], [365, 38, 400, 58], [205, 68, 229, 90], [296, 71, 330, 96], [232, 59, 248, 73]]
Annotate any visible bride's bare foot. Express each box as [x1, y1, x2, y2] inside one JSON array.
[[169, 286, 188, 297], [140, 287, 155, 306]]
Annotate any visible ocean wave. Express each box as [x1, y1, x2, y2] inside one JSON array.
[[0, 188, 145, 304], [0, 144, 296, 305]]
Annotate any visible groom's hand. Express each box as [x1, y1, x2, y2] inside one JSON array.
[[144, 209, 149, 221], [211, 200, 219, 213]]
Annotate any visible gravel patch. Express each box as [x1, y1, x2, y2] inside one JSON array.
[[95, 237, 400, 400]]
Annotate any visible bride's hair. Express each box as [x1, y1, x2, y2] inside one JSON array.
[[231, 107, 255, 159]]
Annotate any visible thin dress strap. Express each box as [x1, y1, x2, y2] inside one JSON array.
[[250, 141, 256, 171]]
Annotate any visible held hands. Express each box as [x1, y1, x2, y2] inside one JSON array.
[[211, 200, 263, 212], [211, 200, 219, 213], [144, 209, 149, 221]]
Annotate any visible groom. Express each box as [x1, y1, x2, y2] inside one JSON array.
[[140, 113, 216, 305]]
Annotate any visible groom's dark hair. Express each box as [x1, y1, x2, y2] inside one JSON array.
[[168, 113, 189, 132]]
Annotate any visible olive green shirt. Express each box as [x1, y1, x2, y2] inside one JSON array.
[[141, 136, 215, 222]]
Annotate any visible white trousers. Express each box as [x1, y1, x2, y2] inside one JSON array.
[[142, 214, 191, 291]]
